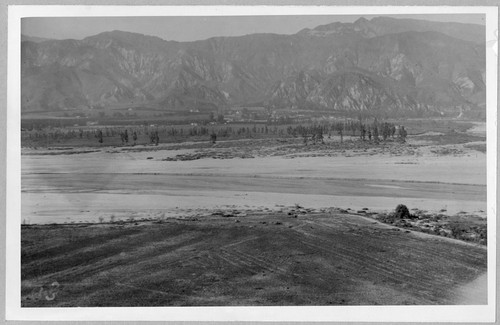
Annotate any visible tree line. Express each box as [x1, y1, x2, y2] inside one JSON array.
[[21, 119, 407, 147]]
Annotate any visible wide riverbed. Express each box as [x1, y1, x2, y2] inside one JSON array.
[[21, 146, 487, 224]]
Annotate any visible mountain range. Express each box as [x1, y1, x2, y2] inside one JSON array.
[[21, 16, 486, 116]]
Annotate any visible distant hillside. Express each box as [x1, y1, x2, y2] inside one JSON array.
[[302, 17, 485, 43], [21, 17, 485, 117], [21, 34, 53, 43]]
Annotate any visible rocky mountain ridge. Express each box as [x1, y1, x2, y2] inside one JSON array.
[[21, 17, 486, 116]]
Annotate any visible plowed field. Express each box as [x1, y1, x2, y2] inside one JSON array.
[[21, 211, 487, 306]]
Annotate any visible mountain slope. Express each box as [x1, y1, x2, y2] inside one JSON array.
[[21, 17, 486, 115], [302, 16, 485, 43]]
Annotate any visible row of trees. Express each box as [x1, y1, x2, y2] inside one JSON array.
[[21, 118, 407, 147], [286, 120, 407, 144]]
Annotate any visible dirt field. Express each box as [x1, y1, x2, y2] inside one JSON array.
[[21, 211, 487, 306]]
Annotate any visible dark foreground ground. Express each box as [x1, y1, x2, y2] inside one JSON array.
[[21, 211, 487, 307]]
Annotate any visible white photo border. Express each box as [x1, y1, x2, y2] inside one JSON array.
[[6, 5, 498, 322]]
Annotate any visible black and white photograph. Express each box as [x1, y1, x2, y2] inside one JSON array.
[[5, 5, 498, 322]]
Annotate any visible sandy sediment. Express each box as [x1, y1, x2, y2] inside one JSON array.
[[21, 135, 487, 225]]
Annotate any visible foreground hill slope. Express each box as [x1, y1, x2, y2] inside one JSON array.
[[21, 211, 486, 306]]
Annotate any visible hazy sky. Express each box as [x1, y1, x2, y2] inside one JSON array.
[[22, 14, 485, 42]]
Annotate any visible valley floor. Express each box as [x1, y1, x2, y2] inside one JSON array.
[[19, 125, 489, 306], [21, 134, 487, 225]]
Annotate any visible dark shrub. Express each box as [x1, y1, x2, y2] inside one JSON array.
[[394, 204, 411, 219], [448, 222, 473, 241]]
